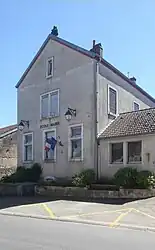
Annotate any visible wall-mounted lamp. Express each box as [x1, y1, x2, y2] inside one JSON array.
[[18, 120, 29, 131], [64, 107, 76, 122]]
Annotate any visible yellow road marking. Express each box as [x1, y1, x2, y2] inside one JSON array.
[[61, 208, 131, 219], [41, 203, 55, 218], [109, 208, 133, 228]]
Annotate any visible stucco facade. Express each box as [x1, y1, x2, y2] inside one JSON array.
[[16, 34, 155, 178], [17, 39, 96, 177], [99, 134, 155, 178], [97, 64, 155, 136]]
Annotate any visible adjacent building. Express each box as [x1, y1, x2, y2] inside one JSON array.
[[99, 108, 155, 177], [0, 125, 17, 176], [16, 30, 155, 178]]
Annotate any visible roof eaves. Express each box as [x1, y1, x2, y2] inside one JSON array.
[[99, 130, 155, 140], [15, 34, 51, 88], [100, 58, 155, 104], [0, 128, 17, 139], [50, 35, 95, 58]]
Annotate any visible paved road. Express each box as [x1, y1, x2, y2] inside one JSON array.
[[2, 197, 155, 229], [0, 215, 155, 249]]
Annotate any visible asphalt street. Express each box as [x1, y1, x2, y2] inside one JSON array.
[[0, 214, 155, 249], [2, 197, 155, 230]]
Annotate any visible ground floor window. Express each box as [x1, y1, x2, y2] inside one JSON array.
[[128, 141, 142, 163], [23, 132, 33, 162], [110, 142, 123, 163], [69, 124, 83, 160], [43, 129, 56, 161]]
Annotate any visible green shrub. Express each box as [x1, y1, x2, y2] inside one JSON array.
[[29, 163, 42, 181], [1, 163, 42, 183], [114, 167, 138, 188], [136, 170, 155, 189], [114, 167, 155, 189], [72, 169, 95, 187]]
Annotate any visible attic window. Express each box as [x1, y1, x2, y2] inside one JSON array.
[[133, 102, 140, 111], [46, 57, 54, 78]]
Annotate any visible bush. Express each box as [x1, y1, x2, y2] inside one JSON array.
[[114, 167, 138, 188], [1, 163, 42, 183], [114, 167, 155, 189], [72, 169, 95, 187], [136, 170, 155, 189]]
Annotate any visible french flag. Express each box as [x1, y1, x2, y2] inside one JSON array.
[[45, 137, 57, 151], [44, 138, 52, 152]]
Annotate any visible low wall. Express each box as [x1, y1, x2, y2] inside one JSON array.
[[0, 183, 36, 196], [1, 184, 155, 199], [35, 185, 155, 199]]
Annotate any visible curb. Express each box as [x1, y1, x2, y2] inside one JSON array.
[[0, 211, 155, 233]]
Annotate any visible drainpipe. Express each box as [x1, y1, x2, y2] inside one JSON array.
[[93, 58, 100, 180]]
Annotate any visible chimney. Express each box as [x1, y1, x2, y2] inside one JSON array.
[[129, 77, 136, 84], [90, 40, 103, 58], [93, 40, 96, 47]]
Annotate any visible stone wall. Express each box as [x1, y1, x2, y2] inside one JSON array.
[[35, 185, 155, 199], [0, 183, 36, 196], [0, 132, 17, 176]]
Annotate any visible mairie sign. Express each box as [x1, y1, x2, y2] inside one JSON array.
[[40, 121, 60, 129]]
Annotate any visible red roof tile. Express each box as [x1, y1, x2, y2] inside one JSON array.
[[100, 108, 155, 139], [0, 124, 17, 135]]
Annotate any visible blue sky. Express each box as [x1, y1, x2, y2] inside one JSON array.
[[0, 0, 155, 127]]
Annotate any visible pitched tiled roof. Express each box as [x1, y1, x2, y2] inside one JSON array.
[[100, 108, 155, 139], [15, 34, 155, 104], [0, 124, 17, 136]]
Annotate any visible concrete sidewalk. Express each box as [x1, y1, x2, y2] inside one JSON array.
[[1, 197, 155, 231]]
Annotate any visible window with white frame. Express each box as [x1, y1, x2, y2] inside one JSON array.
[[110, 142, 123, 163], [133, 102, 140, 111], [23, 133, 33, 162], [40, 90, 59, 118], [46, 57, 53, 78], [69, 125, 83, 160], [108, 86, 117, 115], [128, 141, 142, 163], [43, 129, 56, 161]]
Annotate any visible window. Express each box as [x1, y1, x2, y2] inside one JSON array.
[[110, 143, 123, 163], [133, 102, 140, 111], [69, 125, 83, 160], [40, 90, 59, 118], [43, 129, 56, 161], [46, 57, 53, 78], [23, 133, 33, 162], [128, 141, 142, 163], [41, 94, 49, 118], [108, 86, 117, 115]]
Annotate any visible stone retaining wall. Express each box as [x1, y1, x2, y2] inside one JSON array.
[[0, 132, 17, 176], [0, 183, 36, 196], [35, 185, 155, 199]]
